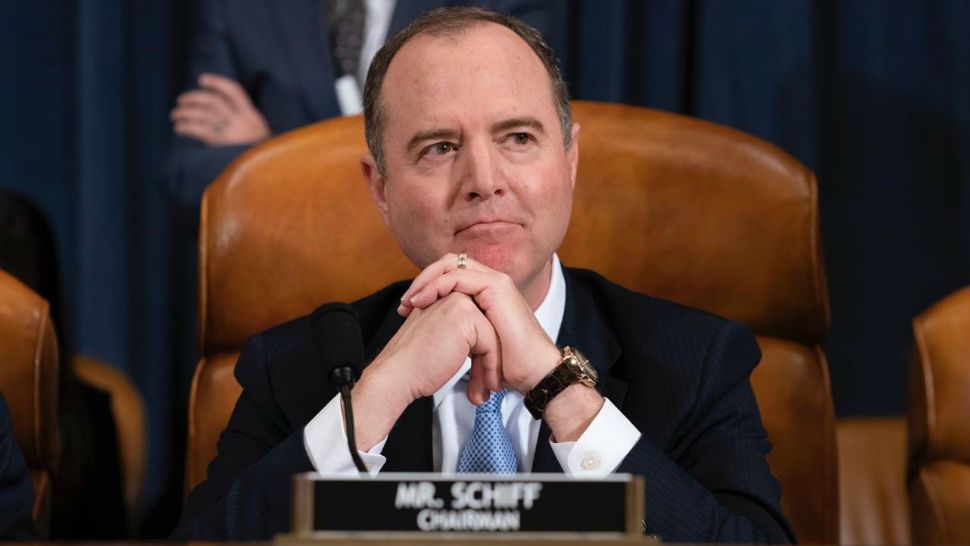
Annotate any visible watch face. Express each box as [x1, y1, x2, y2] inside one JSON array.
[[566, 347, 598, 383]]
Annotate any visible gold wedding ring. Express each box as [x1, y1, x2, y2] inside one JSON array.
[[456, 253, 468, 269]]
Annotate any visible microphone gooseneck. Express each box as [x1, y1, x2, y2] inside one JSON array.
[[311, 303, 368, 473]]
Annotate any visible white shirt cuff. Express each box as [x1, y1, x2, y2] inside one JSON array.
[[549, 398, 641, 477], [303, 393, 387, 476]]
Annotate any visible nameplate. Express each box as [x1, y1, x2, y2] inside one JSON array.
[[286, 472, 644, 540]]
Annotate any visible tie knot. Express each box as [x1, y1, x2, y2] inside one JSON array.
[[477, 389, 507, 414]]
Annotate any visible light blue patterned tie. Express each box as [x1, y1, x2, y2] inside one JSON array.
[[456, 389, 518, 473]]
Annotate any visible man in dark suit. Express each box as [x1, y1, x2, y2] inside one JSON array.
[[166, 0, 559, 230], [174, 7, 794, 543]]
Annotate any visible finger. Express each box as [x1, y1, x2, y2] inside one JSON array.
[[483, 333, 503, 394], [199, 72, 252, 112], [407, 273, 463, 310], [171, 108, 222, 139], [170, 104, 219, 124], [177, 90, 234, 119], [399, 253, 457, 309], [398, 253, 460, 317], [400, 253, 493, 312], [174, 118, 221, 144], [468, 312, 501, 403], [409, 267, 506, 311]]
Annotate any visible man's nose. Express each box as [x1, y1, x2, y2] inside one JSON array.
[[458, 141, 506, 201]]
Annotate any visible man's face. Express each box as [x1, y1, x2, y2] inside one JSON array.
[[363, 23, 580, 303]]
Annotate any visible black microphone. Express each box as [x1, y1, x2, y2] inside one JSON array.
[[311, 302, 368, 473]]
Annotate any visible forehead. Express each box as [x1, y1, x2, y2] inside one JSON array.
[[380, 23, 558, 132]]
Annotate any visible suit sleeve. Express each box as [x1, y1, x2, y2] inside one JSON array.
[[172, 334, 314, 540], [617, 321, 796, 544], [165, 0, 250, 233]]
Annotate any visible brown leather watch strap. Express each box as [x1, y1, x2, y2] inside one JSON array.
[[524, 362, 576, 420]]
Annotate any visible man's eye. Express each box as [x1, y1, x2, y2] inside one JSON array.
[[426, 142, 456, 156], [509, 132, 532, 145]]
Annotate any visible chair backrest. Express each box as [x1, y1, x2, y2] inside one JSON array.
[[188, 101, 837, 543], [908, 285, 970, 545], [0, 268, 60, 537]]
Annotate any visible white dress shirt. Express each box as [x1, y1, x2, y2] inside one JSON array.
[[304, 255, 641, 476]]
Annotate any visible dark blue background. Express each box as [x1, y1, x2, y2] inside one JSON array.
[[2, 0, 968, 533]]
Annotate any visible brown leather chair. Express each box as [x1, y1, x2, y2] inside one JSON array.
[[188, 101, 837, 543], [0, 268, 60, 537], [837, 417, 910, 545], [908, 285, 970, 545]]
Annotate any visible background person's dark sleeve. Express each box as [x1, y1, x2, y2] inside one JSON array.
[[0, 393, 37, 540], [618, 321, 796, 544], [165, 0, 249, 233], [166, 142, 248, 233]]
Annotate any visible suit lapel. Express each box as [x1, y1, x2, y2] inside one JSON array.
[[532, 268, 628, 473], [362, 300, 434, 472], [558, 269, 627, 408], [268, 0, 341, 121]]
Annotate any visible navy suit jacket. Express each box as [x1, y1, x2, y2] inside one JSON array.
[[0, 393, 37, 540], [166, 0, 560, 231], [174, 268, 795, 542]]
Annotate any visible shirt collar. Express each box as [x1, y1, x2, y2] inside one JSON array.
[[432, 254, 567, 408]]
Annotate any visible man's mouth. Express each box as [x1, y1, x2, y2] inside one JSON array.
[[455, 220, 522, 236]]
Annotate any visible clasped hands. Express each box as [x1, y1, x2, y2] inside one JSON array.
[[377, 252, 561, 406], [350, 253, 605, 450]]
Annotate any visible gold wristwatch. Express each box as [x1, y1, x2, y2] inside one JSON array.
[[524, 346, 598, 420]]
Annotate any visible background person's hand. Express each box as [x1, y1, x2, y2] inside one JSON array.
[[398, 253, 562, 395], [170, 73, 271, 146]]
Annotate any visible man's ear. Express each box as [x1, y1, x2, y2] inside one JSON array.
[[567, 122, 581, 190], [360, 153, 391, 226]]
